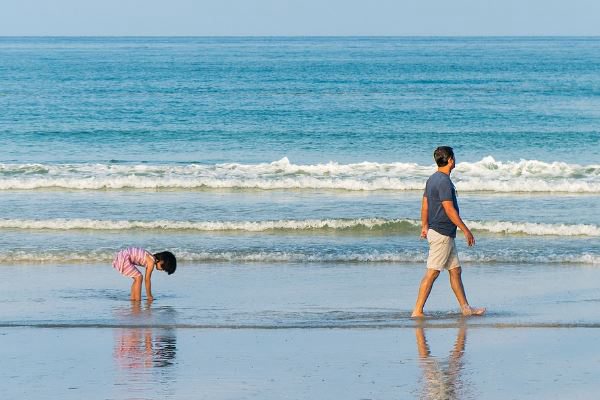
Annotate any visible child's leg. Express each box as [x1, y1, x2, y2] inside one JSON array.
[[131, 276, 143, 301]]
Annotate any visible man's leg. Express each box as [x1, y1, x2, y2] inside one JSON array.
[[412, 269, 440, 317], [448, 267, 485, 316]]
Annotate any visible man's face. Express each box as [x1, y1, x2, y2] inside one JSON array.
[[449, 157, 456, 171]]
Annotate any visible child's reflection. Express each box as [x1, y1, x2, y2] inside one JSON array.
[[114, 301, 177, 370], [415, 325, 467, 400]]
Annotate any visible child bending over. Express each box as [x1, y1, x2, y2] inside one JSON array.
[[113, 247, 176, 301]]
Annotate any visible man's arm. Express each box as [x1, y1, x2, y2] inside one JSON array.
[[420, 196, 429, 238], [441, 200, 475, 246]]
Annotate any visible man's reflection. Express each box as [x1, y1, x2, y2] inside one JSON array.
[[415, 324, 467, 400]]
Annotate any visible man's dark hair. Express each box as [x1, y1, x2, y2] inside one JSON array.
[[154, 251, 177, 275], [433, 146, 455, 167]]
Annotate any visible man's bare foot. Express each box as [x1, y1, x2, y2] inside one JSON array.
[[461, 305, 486, 316], [411, 311, 425, 318]]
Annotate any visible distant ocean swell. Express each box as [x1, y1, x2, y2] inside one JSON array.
[[1, 157, 598, 192], [1, 249, 598, 265], [0, 218, 598, 236]]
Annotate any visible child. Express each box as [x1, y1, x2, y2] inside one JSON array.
[[113, 247, 176, 301]]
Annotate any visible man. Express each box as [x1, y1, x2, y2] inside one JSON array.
[[411, 146, 485, 318]]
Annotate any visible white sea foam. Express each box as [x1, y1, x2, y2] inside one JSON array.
[[0, 217, 416, 232], [0, 218, 598, 236], [466, 220, 600, 237], [1, 249, 598, 265], [0, 157, 598, 192]]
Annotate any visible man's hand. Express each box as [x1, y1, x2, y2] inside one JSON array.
[[464, 228, 475, 247], [421, 226, 428, 239], [441, 200, 475, 247]]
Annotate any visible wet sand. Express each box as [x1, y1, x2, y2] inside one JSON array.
[[2, 325, 599, 399], [1, 262, 599, 399]]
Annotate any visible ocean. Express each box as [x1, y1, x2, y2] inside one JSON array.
[[0, 36, 598, 268]]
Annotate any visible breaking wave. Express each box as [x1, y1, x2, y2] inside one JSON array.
[[0, 218, 598, 236], [0, 156, 598, 192], [1, 249, 598, 265]]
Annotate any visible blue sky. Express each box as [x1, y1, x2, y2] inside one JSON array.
[[2, 0, 599, 36]]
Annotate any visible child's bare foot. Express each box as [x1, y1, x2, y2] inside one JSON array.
[[461, 305, 486, 316], [411, 311, 425, 318]]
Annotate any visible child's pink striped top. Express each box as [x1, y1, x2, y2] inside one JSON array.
[[113, 247, 154, 278]]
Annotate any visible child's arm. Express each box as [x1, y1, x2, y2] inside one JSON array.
[[144, 254, 155, 301]]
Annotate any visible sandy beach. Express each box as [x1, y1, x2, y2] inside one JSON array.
[[1, 261, 599, 399]]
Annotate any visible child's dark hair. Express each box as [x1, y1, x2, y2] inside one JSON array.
[[434, 146, 455, 167], [154, 251, 177, 275]]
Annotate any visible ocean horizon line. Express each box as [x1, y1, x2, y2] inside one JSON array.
[[2, 35, 600, 39]]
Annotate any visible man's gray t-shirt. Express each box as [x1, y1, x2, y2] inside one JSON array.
[[424, 171, 459, 238]]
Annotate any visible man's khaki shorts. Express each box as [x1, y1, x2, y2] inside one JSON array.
[[426, 229, 460, 271]]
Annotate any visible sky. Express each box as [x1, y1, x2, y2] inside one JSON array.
[[1, 0, 599, 36]]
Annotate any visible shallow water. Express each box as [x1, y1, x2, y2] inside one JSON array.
[[1, 262, 599, 328]]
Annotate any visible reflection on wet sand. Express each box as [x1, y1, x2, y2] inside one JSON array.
[[113, 301, 178, 394], [415, 324, 467, 400]]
